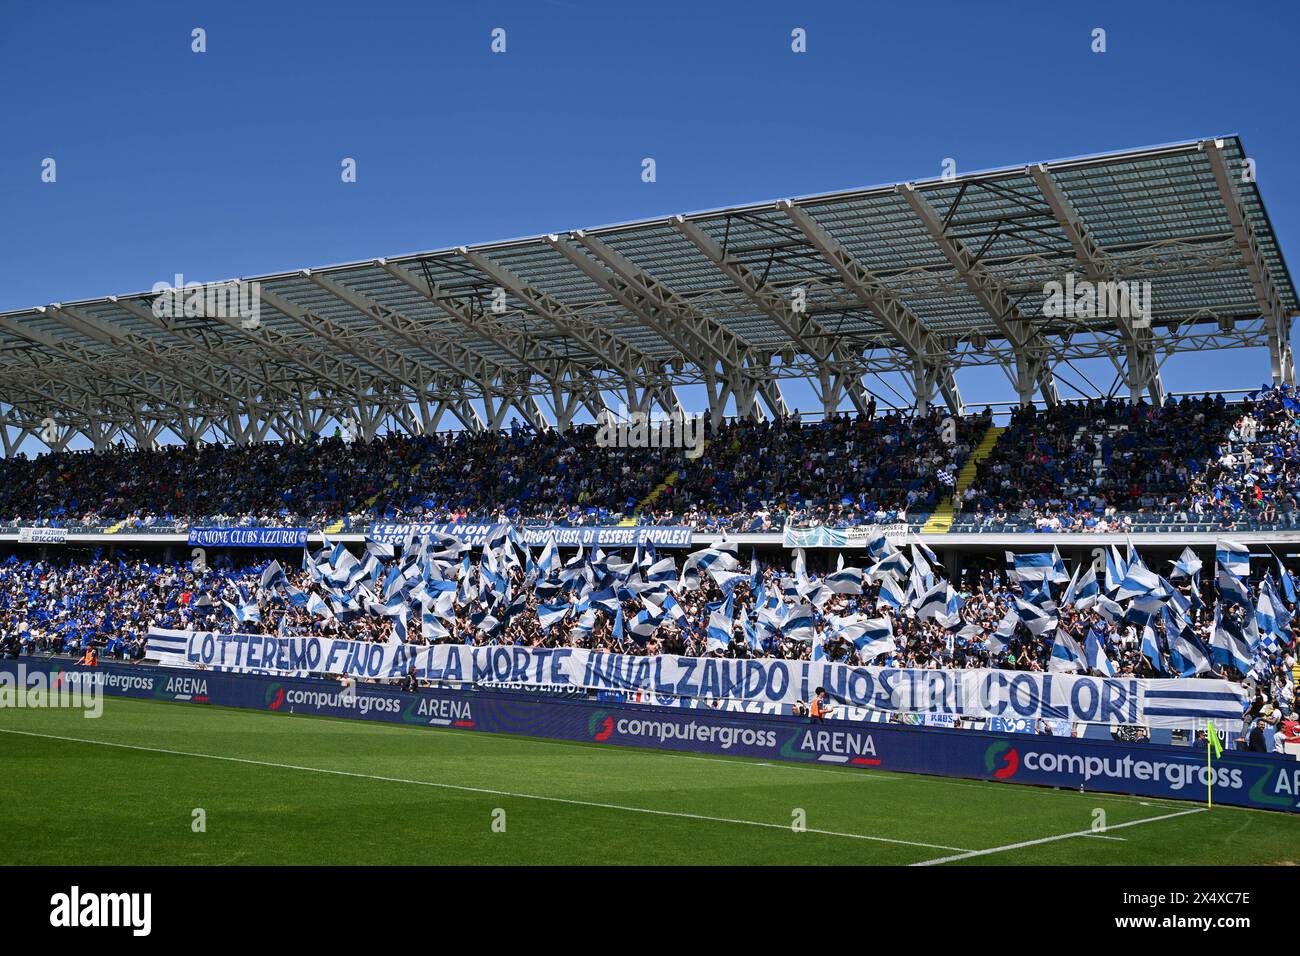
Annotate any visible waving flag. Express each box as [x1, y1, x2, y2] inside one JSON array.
[[1105, 546, 1127, 593], [709, 567, 747, 598], [916, 581, 953, 622], [537, 534, 560, 577], [1210, 605, 1257, 675], [1256, 574, 1289, 642], [1168, 625, 1213, 677], [811, 625, 829, 662], [646, 556, 678, 587], [1064, 563, 1099, 610], [984, 608, 1019, 656], [1215, 565, 1252, 611], [1084, 631, 1115, 677], [616, 607, 652, 644], [306, 591, 333, 620], [1014, 596, 1057, 637], [825, 564, 864, 595], [1007, 551, 1055, 589], [1170, 547, 1203, 582], [1048, 630, 1086, 673], [867, 550, 911, 581], [420, 599, 450, 640], [781, 604, 815, 642], [706, 595, 734, 652], [1112, 563, 1163, 602], [1278, 558, 1297, 604], [223, 597, 261, 625], [1141, 619, 1168, 674], [875, 573, 907, 610], [682, 545, 739, 590], [259, 560, 287, 593], [1215, 539, 1250, 580], [536, 602, 570, 632], [587, 587, 620, 616], [845, 616, 895, 663]]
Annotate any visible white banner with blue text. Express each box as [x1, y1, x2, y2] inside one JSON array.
[[146, 628, 1243, 728]]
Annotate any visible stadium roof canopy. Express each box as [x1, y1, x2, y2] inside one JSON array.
[[1, 135, 1295, 453]]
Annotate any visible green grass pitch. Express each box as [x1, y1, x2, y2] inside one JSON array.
[[1, 697, 1297, 865]]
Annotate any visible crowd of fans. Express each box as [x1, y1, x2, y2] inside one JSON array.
[[2, 544, 1295, 743], [957, 386, 1300, 531], [5, 387, 1300, 533], [0, 408, 979, 533]]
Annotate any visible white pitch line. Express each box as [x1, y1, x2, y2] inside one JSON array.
[[910, 806, 1206, 866], [0, 727, 971, 853]]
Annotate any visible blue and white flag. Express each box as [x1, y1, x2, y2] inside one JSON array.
[[916, 581, 953, 622], [875, 573, 907, 610], [985, 608, 1019, 656], [1084, 631, 1115, 677], [1113, 563, 1163, 602], [1168, 626, 1212, 677], [1093, 595, 1124, 625], [306, 591, 333, 620], [628, 609, 658, 644], [1211, 606, 1257, 675], [1007, 551, 1054, 586], [1170, 547, 1203, 582], [710, 567, 748, 598], [1048, 631, 1086, 673], [1141, 620, 1168, 674], [1064, 562, 1099, 610], [781, 604, 815, 642], [223, 594, 261, 625], [260, 560, 287, 593], [683, 545, 739, 589], [536, 602, 570, 632], [1050, 547, 1070, 584], [845, 616, 895, 663], [646, 556, 678, 587], [1215, 565, 1253, 611], [825, 564, 864, 595], [1256, 574, 1289, 644], [1105, 546, 1128, 593], [537, 534, 560, 578], [1277, 558, 1297, 604], [706, 595, 734, 652], [1014, 596, 1057, 637], [1215, 539, 1250, 581], [868, 550, 911, 581]]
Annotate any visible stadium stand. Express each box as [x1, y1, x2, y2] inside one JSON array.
[[5, 387, 1300, 534], [2, 537, 1296, 731], [0, 408, 980, 532]]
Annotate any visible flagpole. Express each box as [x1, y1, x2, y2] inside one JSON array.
[[1206, 733, 1212, 810], [1205, 718, 1223, 809]]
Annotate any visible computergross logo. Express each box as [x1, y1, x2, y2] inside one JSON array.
[[985, 741, 1020, 779], [588, 710, 615, 742], [265, 684, 285, 711]]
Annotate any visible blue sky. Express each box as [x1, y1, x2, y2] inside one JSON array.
[[2, 0, 1298, 433]]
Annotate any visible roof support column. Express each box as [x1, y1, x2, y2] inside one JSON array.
[[1203, 139, 1296, 387]]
